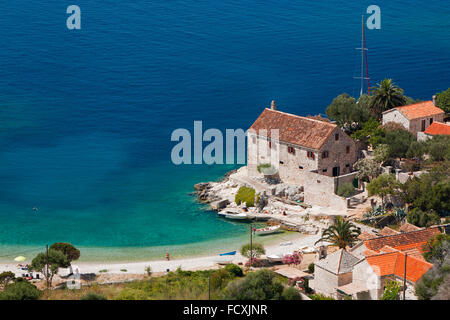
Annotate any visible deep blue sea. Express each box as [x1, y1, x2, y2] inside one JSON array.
[[0, 1, 449, 261]]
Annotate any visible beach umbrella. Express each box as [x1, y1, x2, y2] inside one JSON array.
[[14, 256, 26, 262]]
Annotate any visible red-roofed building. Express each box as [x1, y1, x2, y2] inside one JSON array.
[[328, 226, 446, 300], [247, 102, 357, 182], [423, 122, 450, 137], [382, 98, 445, 136]]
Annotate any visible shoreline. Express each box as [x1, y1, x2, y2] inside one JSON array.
[[0, 233, 320, 276]]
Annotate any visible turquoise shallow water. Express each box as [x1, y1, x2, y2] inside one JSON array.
[[0, 1, 449, 261]]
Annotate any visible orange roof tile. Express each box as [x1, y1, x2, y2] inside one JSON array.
[[249, 108, 338, 150], [424, 122, 450, 136], [387, 101, 444, 120], [399, 223, 422, 233], [366, 252, 433, 283], [379, 227, 400, 236], [358, 232, 376, 240], [364, 227, 441, 252]]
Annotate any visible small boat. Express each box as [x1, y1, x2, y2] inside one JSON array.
[[279, 241, 293, 246], [219, 251, 236, 256], [299, 246, 315, 254], [223, 212, 248, 220], [213, 256, 233, 265], [218, 209, 241, 216], [267, 254, 284, 262], [255, 225, 281, 235]]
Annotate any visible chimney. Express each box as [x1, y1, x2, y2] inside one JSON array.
[[271, 100, 277, 110], [432, 95, 437, 106]]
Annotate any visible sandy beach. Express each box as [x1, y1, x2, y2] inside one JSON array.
[[0, 233, 321, 277]]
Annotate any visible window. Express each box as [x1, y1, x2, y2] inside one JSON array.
[[346, 146, 350, 154], [299, 165, 303, 169], [322, 168, 327, 173], [269, 141, 272, 149], [345, 164, 350, 168], [335, 133, 339, 141], [307, 151, 315, 159], [421, 119, 426, 131], [279, 161, 284, 165], [322, 151, 329, 159], [288, 146, 295, 154], [430, 118, 433, 125]]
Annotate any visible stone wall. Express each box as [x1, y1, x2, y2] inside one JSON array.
[[409, 114, 444, 136], [313, 266, 340, 297], [317, 127, 357, 176]]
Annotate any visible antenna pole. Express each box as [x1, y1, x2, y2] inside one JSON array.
[[360, 15, 364, 97]]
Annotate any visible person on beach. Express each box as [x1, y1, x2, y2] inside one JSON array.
[[166, 252, 170, 261]]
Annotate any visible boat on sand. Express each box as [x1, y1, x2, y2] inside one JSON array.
[[254, 225, 281, 235]]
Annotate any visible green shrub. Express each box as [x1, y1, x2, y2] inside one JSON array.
[[235, 186, 256, 207], [99, 269, 108, 273], [337, 182, 356, 197], [309, 293, 335, 300], [281, 287, 302, 300], [0, 279, 41, 300], [257, 163, 276, 175], [81, 292, 107, 300], [120, 269, 127, 272], [407, 208, 440, 228], [210, 269, 234, 290], [222, 269, 284, 300], [240, 243, 265, 259], [224, 264, 243, 277], [145, 266, 152, 276], [381, 280, 401, 300], [308, 263, 315, 274]]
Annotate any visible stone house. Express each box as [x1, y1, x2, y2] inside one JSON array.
[[247, 102, 358, 186], [313, 248, 360, 297], [312, 226, 445, 299], [381, 98, 445, 137]]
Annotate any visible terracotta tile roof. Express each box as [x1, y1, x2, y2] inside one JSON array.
[[379, 227, 400, 236], [366, 251, 433, 283], [385, 101, 444, 120], [399, 223, 422, 233], [364, 227, 441, 252], [249, 108, 337, 150], [424, 122, 450, 136], [358, 231, 376, 240]]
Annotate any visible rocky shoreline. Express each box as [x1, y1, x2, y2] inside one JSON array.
[[193, 166, 336, 235]]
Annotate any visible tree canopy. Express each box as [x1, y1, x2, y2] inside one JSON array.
[[384, 128, 415, 159], [315, 217, 361, 249], [50, 242, 80, 263], [367, 174, 400, 207], [325, 93, 370, 132], [369, 79, 407, 120], [436, 88, 450, 113], [31, 249, 69, 288]]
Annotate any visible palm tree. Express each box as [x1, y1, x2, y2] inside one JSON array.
[[369, 79, 406, 120], [315, 217, 361, 249]]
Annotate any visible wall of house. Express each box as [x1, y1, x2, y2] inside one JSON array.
[[382, 109, 410, 130], [317, 127, 358, 177], [409, 114, 444, 136], [313, 266, 340, 297], [352, 260, 384, 300], [303, 171, 355, 211]]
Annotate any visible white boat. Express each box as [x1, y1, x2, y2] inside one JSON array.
[[224, 212, 248, 220], [218, 209, 241, 217], [299, 246, 315, 254], [213, 256, 234, 265], [267, 254, 284, 262], [255, 225, 281, 235], [279, 241, 293, 246]]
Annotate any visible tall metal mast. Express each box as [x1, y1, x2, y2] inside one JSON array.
[[355, 15, 370, 97]]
